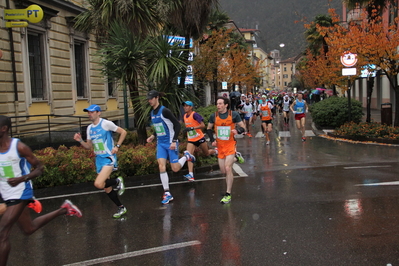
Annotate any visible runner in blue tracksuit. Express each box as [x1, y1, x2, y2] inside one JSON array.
[[146, 90, 196, 204]]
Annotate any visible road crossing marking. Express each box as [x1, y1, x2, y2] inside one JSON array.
[[233, 163, 248, 177], [63, 240, 201, 266]]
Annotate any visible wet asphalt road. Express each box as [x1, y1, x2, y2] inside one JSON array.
[[7, 113, 399, 266]]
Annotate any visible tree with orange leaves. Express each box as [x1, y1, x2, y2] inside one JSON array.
[[302, 7, 399, 126], [218, 43, 264, 94], [319, 8, 399, 126], [193, 28, 263, 101]]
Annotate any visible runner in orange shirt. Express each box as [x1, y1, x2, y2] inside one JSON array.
[[258, 95, 274, 145], [182, 101, 216, 181], [206, 97, 246, 204]]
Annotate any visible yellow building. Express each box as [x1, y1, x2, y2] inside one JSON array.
[[0, 0, 131, 138], [239, 28, 273, 93], [275, 55, 301, 91]]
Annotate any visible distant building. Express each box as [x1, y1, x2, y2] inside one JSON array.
[[239, 28, 273, 94]]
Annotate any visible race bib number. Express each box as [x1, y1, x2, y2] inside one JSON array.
[[262, 110, 269, 117], [93, 139, 106, 155], [0, 161, 15, 178], [187, 130, 199, 139], [154, 122, 166, 137], [296, 107, 304, 113], [217, 126, 231, 140]]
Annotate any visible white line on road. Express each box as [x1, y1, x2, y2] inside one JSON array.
[[356, 181, 399, 187], [38, 170, 248, 201], [233, 163, 249, 177], [63, 240, 201, 266], [344, 165, 392, 169]]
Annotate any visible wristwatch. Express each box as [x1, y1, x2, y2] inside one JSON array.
[[115, 144, 121, 148]]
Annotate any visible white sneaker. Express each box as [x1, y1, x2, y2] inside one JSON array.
[[266, 140, 270, 145]]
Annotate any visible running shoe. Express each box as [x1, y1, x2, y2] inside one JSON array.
[[247, 133, 253, 138], [27, 199, 42, 213], [266, 140, 270, 145], [113, 206, 127, 219], [220, 194, 232, 204], [302, 137, 306, 142], [183, 174, 195, 182], [116, 176, 125, 196], [184, 150, 196, 163], [162, 192, 174, 204], [61, 200, 82, 217], [235, 152, 245, 164]]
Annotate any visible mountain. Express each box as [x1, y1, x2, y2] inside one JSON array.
[[219, 0, 343, 59]]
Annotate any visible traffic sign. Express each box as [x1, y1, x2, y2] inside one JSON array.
[[4, 4, 43, 24], [342, 68, 357, 76], [340, 51, 358, 67]]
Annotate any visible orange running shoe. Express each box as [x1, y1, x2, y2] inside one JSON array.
[[27, 199, 42, 213], [247, 133, 253, 138]]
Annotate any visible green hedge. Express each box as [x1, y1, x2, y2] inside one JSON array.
[[309, 96, 363, 128], [33, 134, 217, 189]]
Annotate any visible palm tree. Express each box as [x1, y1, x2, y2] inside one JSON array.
[[166, 0, 218, 89], [74, 0, 177, 143], [74, 0, 166, 41], [305, 15, 334, 57]]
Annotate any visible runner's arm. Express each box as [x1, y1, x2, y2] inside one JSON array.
[[162, 108, 181, 142], [8, 141, 44, 186]]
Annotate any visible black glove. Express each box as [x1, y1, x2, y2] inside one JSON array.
[[236, 126, 245, 134], [206, 129, 215, 142], [183, 127, 194, 132]]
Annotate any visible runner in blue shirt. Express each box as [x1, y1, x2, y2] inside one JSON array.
[[146, 90, 195, 204], [74, 104, 127, 218]]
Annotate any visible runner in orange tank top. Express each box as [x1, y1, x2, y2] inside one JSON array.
[[182, 101, 216, 182], [206, 97, 246, 204]]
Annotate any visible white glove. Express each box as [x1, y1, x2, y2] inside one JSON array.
[[292, 111, 296, 114]]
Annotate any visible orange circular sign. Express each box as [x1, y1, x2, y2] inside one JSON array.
[[341, 51, 358, 67]]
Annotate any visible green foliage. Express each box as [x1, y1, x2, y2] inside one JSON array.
[[34, 146, 96, 188], [309, 96, 363, 128], [33, 140, 217, 188], [196, 105, 217, 125], [335, 121, 399, 140]]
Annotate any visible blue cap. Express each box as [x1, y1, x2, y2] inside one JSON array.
[[182, 101, 193, 107], [83, 104, 101, 112]]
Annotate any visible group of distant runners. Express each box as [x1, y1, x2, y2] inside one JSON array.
[[236, 91, 309, 143], [0, 89, 308, 265]]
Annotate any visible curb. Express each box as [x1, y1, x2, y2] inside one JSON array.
[[311, 122, 399, 147]]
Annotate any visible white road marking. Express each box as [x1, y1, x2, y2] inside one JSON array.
[[37, 172, 248, 201], [344, 165, 391, 169], [63, 240, 201, 266], [279, 131, 291, 137], [255, 131, 264, 138], [304, 130, 315, 137], [233, 163, 249, 177], [356, 181, 399, 187]]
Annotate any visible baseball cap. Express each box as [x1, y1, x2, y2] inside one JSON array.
[[261, 95, 267, 98], [83, 104, 101, 112], [241, 94, 246, 97], [182, 101, 194, 107], [147, 90, 159, 99]]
